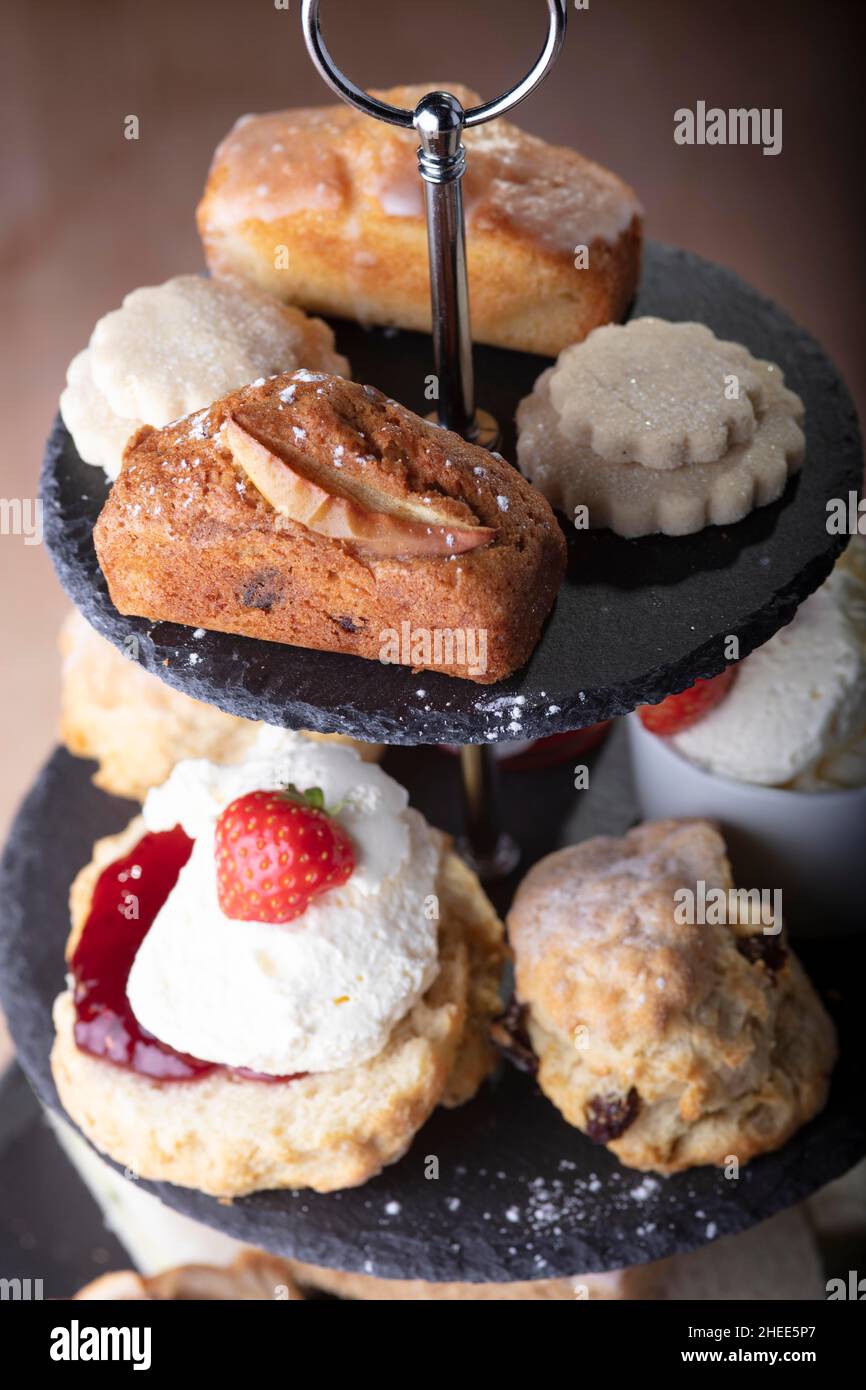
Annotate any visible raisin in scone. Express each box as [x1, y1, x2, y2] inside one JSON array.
[[59, 610, 381, 802], [60, 275, 349, 480], [93, 372, 566, 684], [507, 819, 836, 1173], [197, 84, 642, 358], [51, 730, 504, 1196]]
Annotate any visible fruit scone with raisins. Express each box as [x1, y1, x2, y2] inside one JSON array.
[[506, 819, 836, 1173], [51, 729, 504, 1196]]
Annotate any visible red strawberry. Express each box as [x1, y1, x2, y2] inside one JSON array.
[[215, 785, 355, 923], [637, 667, 738, 735]]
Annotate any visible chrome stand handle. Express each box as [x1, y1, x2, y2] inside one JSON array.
[[414, 92, 476, 438], [299, 1, 568, 879], [301, 0, 567, 443]]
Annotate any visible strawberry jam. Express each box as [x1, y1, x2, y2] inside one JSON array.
[[70, 827, 303, 1084]]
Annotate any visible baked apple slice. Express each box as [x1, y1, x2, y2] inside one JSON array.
[[225, 417, 496, 558]]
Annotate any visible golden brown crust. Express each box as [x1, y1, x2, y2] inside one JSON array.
[[53, 820, 504, 1195], [58, 610, 381, 801], [197, 85, 642, 357], [508, 819, 837, 1174], [93, 373, 566, 684]]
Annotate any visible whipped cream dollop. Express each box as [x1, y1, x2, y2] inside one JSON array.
[[670, 541, 866, 789], [127, 729, 443, 1074]]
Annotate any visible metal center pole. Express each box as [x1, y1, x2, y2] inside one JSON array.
[[413, 94, 517, 879], [300, 0, 568, 880], [414, 93, 476, 439]]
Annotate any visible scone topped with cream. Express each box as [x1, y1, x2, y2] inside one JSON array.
[[60, 275, 349, 479], [51, 729, 504, 1195], [517, 317, 805, 537]]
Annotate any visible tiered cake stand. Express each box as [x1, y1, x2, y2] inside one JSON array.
[[1, 0, 863, 1283]]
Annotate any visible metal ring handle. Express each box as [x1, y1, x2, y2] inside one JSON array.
[[300, 0, 567, 129]]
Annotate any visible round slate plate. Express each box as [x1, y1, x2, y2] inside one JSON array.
[[42, 243, 861, 746], [2, 746, 862, 1282]]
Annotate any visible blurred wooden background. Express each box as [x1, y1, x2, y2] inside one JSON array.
[[0, 0, 863, 848]]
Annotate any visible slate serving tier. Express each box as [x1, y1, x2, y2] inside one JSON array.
[[41, 244, 862, 746], [2, 740, 862, 1282]]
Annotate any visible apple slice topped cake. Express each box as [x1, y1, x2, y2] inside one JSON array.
[[94, 371, 566, 683]]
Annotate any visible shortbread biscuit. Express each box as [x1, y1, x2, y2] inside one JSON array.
[[52, 821, 504, 1195], [59, 610, 381, 802], [60, 275, 349, 479], [93, 372, 566, 684], [508, 819, 836, 1173], [60, 351, 142, 481], [197, 84, 642, 357], [517, 318, 805, 537]]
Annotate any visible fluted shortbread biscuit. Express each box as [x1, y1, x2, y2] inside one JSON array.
[[94, 372, 566, 684], [517, 318, 805, 537], [197, 84, 642, 357], [508, 819, 836, 1173], [59, 610, 381, 802], [52, 819, 504, 1195], [60, 275, 348, 479]]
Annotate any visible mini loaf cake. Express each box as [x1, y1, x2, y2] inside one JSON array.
[[197, 84, 642, 357], [60, 275, 349, 480], [507, 819, 836, 1173], [94, 372, 567, 684], [58, 610, 382, 802], [51, 730, 505, 1196], [517, 318, 805, 537]]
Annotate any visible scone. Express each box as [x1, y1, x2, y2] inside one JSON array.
[[507, 819, 836, 1173], [59, 610, 382, 802], [51, 730, 505, 1196], [93, 372, 566, 684], [516, 317, 805, 537], [197, 84, 642, 357], [60, 274, 349, 479]]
